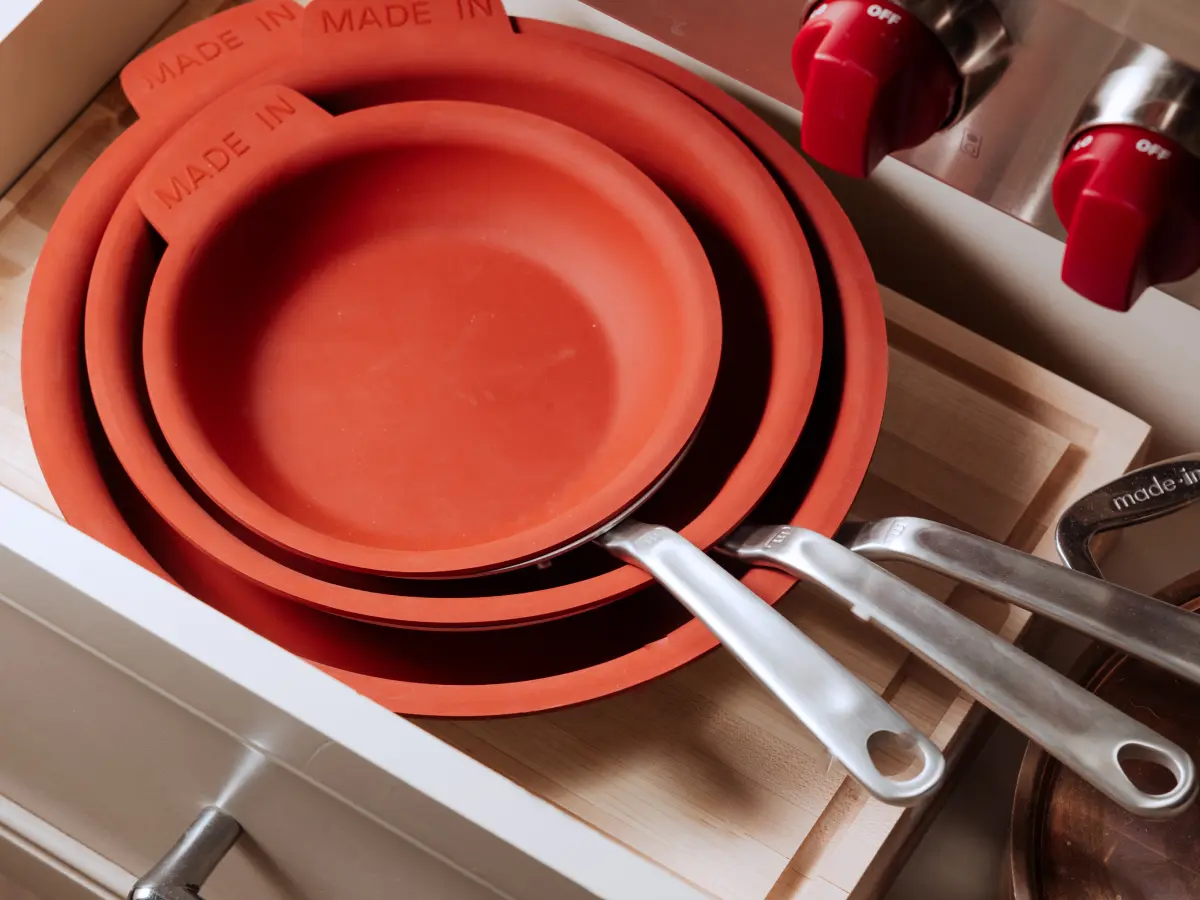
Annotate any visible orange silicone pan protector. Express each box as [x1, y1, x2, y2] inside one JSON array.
[[83, 0, 823, 628], [22, 2, 886, 714], [136, 88, 721, 578]]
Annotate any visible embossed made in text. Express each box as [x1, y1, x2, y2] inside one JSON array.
[[1111, 470, 1200, 511]]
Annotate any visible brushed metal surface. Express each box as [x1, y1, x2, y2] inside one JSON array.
[[1056, 453, 1200, 575], [726, 522, 1199, 818], [1070, 44, 1200, 159], [841, 515, 1200, 690], [581, 0, 1200, 307], [130, 808, 240, 900], [597, 521, 947, 806]]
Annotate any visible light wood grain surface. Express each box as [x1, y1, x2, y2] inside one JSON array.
[[420, 287, 1150, 900], [0, 2, 1152, 898]]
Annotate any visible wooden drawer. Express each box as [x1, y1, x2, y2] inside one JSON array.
[[0, 1, 1151, 897], [0, 287, 1149, 898]]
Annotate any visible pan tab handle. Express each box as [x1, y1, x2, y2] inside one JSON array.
[[1056, 453, 1200, 577], [597, 521, 945, 807], [121, 1, 304, 121], [302, 0, 514, 64], [727, 525, 1198, 818], [133, 84, 332, 244], [842, 516, 1200, 689]]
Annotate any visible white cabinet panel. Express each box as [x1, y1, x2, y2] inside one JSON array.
[[0, 488, 703, 900], [0, 794, 130, 900], [0, 0, 182, 191]]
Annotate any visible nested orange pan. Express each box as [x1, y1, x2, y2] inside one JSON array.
[[22, 0, 886, 716], [136, 86, 721, 578], [81, 0, 823, 627]]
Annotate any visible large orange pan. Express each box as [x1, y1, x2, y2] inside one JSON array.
[[83, 0, 822, 627], [21, 1, 887, 714]]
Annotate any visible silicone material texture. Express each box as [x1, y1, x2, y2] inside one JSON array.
[[23, 1, 886, 714], [138, 87, 721, 577], [84, 1, 823, 628]]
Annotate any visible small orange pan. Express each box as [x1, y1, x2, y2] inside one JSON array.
[[137, 86, 721, 578]]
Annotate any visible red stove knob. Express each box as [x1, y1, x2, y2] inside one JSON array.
[[792, 0, 960, 177], [1053, 125, 1200, 311]]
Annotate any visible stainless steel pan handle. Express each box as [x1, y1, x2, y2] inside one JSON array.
[[840, 516, 1200, 688], [1056, 453, 1200, 577], [725, 525, 1197, 818], [131, 807, 241, 900], [598, 521, 945, 807]]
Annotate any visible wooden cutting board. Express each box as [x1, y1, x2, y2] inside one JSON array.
[[419, 291, 1149, 900], [0, 2, 1151, 897]]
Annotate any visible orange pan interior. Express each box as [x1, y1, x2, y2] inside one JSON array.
[[140, 94, 720, 578], [81, 14, 823, 628], [21, 3, 886, 715]]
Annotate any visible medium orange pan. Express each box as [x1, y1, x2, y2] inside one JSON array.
[[135, 87, 721, 578], [82, 0, 823, 627], [22, 2, 886, 715]]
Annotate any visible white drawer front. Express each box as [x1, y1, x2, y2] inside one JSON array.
[[0, 488, 703, 900]]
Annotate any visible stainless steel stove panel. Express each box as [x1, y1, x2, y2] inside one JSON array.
[[582, 0, 1200, 306]]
